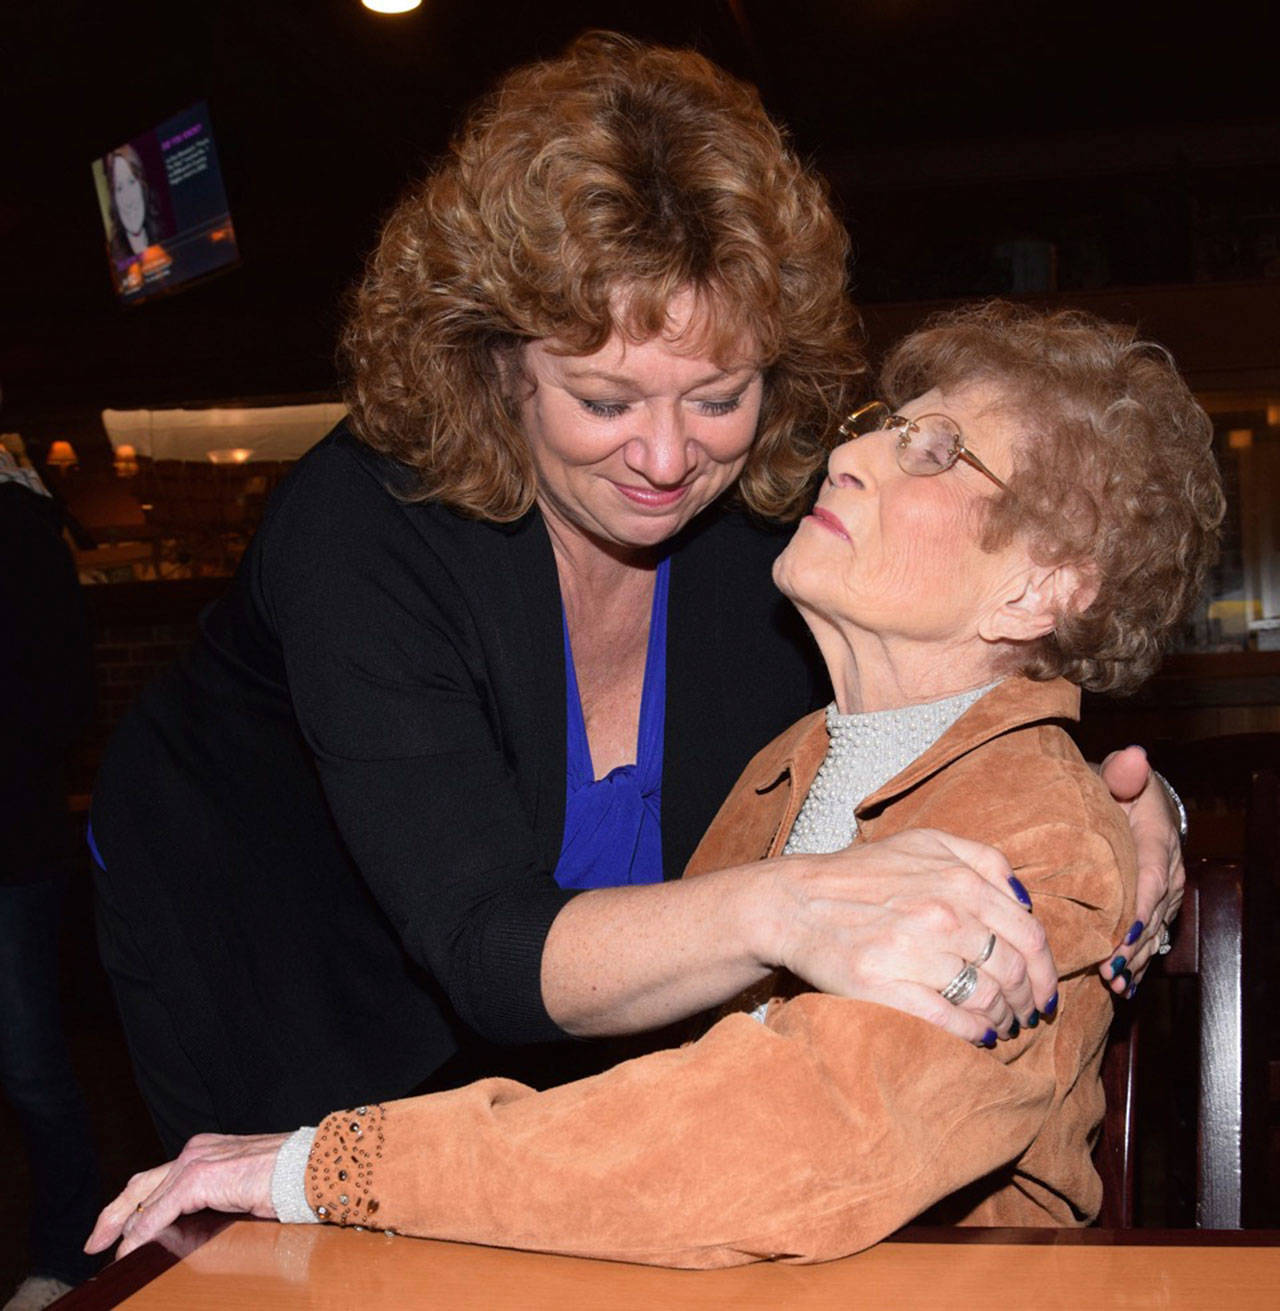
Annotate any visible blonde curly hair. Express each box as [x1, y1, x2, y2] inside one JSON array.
[[340, 31, 862, 521], [880, 301, 1225, 694]]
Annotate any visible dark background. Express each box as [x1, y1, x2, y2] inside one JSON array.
[[4, 0, 1278, 446]]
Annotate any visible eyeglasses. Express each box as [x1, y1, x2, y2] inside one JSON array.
[[837, 401, 1009, 492]]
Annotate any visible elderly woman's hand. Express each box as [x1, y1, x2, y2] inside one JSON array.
[[1097, 746, 1185, 995], [85, 1132, 287, 1259], [765, 828, 1057, 1045]]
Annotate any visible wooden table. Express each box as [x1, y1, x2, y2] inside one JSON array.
[[53, 1218, 1280, 1310]]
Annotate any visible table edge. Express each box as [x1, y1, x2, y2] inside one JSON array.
[[49, 1216, 1280, 1310], [51, 1214, 235, 1311]]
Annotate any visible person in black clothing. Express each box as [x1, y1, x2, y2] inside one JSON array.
[[1, 447, 100, 1310], [89, 34, 1183, 1155]]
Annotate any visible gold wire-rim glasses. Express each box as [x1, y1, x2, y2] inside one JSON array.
[[837, 401, 1009, 492]]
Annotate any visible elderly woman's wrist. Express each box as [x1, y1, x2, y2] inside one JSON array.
[[272, 1126, 321, 1224]]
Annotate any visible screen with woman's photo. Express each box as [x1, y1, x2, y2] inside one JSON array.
[[91, 101, 240, 305]]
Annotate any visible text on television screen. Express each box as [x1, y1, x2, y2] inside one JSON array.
[[91, 101, 239, 305]]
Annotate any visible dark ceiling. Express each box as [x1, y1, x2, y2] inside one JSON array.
[[3, 0, 1277, 437]]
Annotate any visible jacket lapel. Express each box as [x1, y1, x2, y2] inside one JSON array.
[[687, 677, 1080, 880], [751, 711, 832, 859], [856, 677, 1081, 819], [681, 710, 829, 881]]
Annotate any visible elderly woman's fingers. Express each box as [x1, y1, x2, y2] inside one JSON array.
[[114, 1180, 192, 1258], [1096, 746, 1185, 994], [85, 1159, 182, 1254], [1108, 869, 1183, 995], [86, 1132, 287, 1259], [1097, 745, 1150, 804], [1098, 757, 1185, 995]]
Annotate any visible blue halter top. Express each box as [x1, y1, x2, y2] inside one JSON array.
[[553, 557, 669, 890]]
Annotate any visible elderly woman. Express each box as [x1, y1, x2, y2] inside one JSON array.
[[90, 34, 1178, 1159], [91, 302, 1223, 1264]]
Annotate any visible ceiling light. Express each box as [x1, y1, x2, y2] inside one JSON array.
[[362, 0, 422, 13]]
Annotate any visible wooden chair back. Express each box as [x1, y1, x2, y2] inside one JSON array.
[[1094, 767, 1275, 1228], [1150, 734, 1280, 859]]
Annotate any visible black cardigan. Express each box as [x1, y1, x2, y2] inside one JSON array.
[[91, 427, 826, 1130]]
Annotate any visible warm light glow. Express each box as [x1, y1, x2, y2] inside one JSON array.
[[207, 448, 255, 464], [1227, 428, 1253, 450], [140, 244, 172, 274], [1267, 403, 1280, 428], [362, 0, 421, 12], [46, 440, 78, 469], [114, 443, 140, 477], [103, 401, 346, 463]]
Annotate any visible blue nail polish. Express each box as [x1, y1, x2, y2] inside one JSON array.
[[1043, 991, 1059, 1017], [1125, 981, 1138, 1000], [1007, 875, 1033, 910], [981, 1028, 997, 1048], [1124, 920, 1144, 946], [1009, 1019, 1020, 1038], [1025, 1010, 1039, 1028], [1109, 955, 1127, 977]]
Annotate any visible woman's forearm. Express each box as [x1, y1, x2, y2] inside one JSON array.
[[540, 862, 782, 1036], [542, 829, 1059, 1041]]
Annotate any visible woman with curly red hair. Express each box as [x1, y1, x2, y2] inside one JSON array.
[[89, 34, 1181, 1161]]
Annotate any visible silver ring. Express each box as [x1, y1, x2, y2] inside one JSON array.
[[974, 932, 997, 966], [941, 962, 980, 1005], [1157, 925, 1173, 955]]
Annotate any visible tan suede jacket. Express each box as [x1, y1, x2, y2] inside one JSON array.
[[304, 676, 1135, 1267]]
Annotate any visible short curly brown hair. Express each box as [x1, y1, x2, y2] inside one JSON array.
[[880, 301, 1224, 694], [340, 31, 862, 522]]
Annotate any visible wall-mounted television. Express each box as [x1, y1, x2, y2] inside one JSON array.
[[91, 101, 240, 306]]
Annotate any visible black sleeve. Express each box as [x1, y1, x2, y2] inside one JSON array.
[[255, 452, 574, 1046]]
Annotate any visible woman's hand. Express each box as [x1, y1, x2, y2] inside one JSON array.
[[761, 828, 1057, 1045], [1097, 746, 1185, 995], [85, 1132, 287, 1259]]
